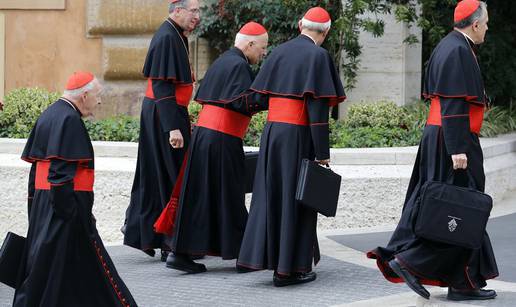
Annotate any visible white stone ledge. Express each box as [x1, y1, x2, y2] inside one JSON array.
[[2, 132, 515, 165]]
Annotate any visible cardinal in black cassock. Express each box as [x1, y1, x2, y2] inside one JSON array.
[[156, 22, 269, 273], [367, 0, 498, 301], [13, 72, 137, 306], [123, 0, 200, 260], [236, 7, 346, 287]]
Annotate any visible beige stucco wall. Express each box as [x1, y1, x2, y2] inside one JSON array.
[[3, 0, 102, 94]]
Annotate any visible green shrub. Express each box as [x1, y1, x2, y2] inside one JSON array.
[[329, 101, 427, 148], [84, 116, 140, 142], [244, 111, 268, 147], [0, 88, 60, 138], [345, 101, 410, 129], [2, 87, 515, 148], [481, 106, 516, 138]]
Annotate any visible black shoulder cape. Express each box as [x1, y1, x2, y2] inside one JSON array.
[[251, 35, 346, 104], [423, 30, 486, 105], [195, 48, 253, 104], [22, 99, 93, 162], [142, 18, 193, 83]]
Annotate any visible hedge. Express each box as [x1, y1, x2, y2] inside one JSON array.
[[1, 88, 515, 148]]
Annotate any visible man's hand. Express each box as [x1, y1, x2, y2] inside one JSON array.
[[169, 129, 184, 149], [451, 153, 467, 170], [316, 159, 330, 166]]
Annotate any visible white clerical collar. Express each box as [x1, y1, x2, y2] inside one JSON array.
[[301, 33, 317, 45], [455, 29, 475, 45]]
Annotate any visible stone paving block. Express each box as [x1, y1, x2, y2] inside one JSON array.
[[0, 246, 406, 306]]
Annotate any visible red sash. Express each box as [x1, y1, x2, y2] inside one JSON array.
[[427, 97, 484, 134], [267, 97, 309, 126], [35, 161, 94, 192], [196, 105, 251, 139], [145, 79, 192, 107]]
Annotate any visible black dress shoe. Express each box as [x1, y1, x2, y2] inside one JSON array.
[[447, 287, 497, 301], [236, 265, 255, 274], [161, 250, 170, 262], [273, 271, 317, 287], [388, 259, 430, 299], [189, 254, 205, 261], [166, 253, 206, 274], [142, 249, 155, 257]]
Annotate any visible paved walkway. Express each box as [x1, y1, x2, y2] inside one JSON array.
[[1, 191, 515, 306]]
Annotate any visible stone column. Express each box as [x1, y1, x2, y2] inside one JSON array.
[[339, 8, 422, 117]]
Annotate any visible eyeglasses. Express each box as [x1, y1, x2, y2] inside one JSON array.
[[181, 7, 200, 16]]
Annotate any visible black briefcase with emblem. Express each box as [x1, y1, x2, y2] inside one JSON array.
[[244, 151, 259, 193], [0, 232, 26, 288], [295, 159, 341, 217], [413, 171, 492, 249]]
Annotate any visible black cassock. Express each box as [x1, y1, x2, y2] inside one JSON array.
[[237, 34, 346, 275], [14, 99, 137, 306], [124, 18, 194, 252], [367, 30, 498, 290], [171, 47, 266, 259]]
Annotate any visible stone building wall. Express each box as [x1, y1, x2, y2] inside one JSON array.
[[339, 9, 422, 117], [1, 0, 103, 98], [1, 0, 420, 119]]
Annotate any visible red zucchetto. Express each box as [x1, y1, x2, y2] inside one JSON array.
[[65, 71, 94, 90], [238, 22, 267, 36], [454, 0, 481, 23], [303, 7, 331, 24]]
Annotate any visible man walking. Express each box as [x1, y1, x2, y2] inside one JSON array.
[[14, 72, 137, 306], [367, 0, 498, 301], [123, 0, 200, 260], [163, 22, 269, 273], [236, 7, 346, 287]]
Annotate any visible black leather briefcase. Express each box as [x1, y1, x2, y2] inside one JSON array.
[[0, 232, 26, 289], [413, 171, 493, 249], [295, 159, 342, 217], [244, 151, 259, 193]]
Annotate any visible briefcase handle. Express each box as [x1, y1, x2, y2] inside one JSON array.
[[318, 162, 332, 171], [445, 168, 477, 190]]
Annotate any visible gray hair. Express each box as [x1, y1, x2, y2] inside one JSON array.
[[234, 33, 257, 45], [301, 17, 331, 33], [169, 0, 189, 14], [454, 2, 487, 29], [63, 79, 96, 98]]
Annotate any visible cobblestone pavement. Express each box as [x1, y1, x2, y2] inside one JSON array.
[[0, 247, 406, 306], [2, 194, 515, 306]]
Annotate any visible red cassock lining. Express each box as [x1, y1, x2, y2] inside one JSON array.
[[196, 105, 251, 139], [35, 161, 94, 191], [267, 97, 309, 126], [145, 78, 192, 107], [427, 97, 484, 134]]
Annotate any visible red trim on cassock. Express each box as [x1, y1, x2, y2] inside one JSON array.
[[195, 94, 246, 105], [22, 156, 93, 163], [195, 105, 251, 139], [426, 97, 484, 134], [366, 251, 448, 287], [35, 161, 94, 192], [267, 97, 309, 126], [423, 92, 484, 105], [154, 154, 189, 235], [251, 88, 346, 105], [145, 78, 192, 107], [92, 240, 131, 307]]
